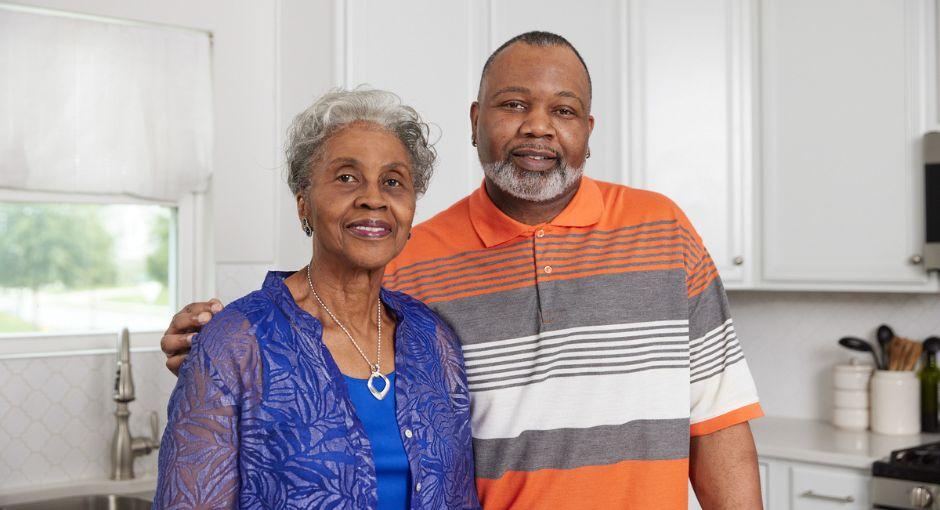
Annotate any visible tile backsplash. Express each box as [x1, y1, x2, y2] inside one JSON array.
[[730, 291, 940, 421], [0, 350, 176, 491]]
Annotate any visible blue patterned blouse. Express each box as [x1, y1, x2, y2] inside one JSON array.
[[154, 271, 480, 509]]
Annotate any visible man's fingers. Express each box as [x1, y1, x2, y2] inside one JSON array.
[[167, 309, 214, 335], [166, 353, 188, 376], [161, 333, 195, 357]]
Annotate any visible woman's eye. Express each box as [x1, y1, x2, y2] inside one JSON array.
[[385, 178, 402, 187], [337, 174, 356, 183]]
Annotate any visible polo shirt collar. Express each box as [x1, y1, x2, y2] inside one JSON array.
[[469, 177, 604, 248]]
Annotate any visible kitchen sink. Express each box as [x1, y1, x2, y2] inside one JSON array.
[[0, 494, 152, 510]]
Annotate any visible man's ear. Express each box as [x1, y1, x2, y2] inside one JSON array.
[[470, 101, 480, 145]]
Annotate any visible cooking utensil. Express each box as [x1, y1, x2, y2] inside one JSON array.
[[838, 336, 881, 368], [924, 336, 940, 353], [877, 324, 894, 370]]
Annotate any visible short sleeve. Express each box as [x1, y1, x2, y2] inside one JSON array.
[[154, 308, 261, 509], [678, 210, 762, 437]]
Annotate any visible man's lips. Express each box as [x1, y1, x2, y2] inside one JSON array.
[[345, 219, 393, 238], [510, 147, 559, 171]]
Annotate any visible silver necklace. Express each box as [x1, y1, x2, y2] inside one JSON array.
[[306, 264, 389, 400]]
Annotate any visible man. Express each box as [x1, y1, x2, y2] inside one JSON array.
[[163, 31, 763, 509]]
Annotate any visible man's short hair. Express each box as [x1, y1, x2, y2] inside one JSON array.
[[478, 31, 593, 100]]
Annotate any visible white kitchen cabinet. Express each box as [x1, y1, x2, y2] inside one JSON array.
[[758, 0, 938, 292], [332, 0, 938, 292], [757, 457, 871, 510], [688, 461, 768, 509], [791, 465, 869, 509], [626, 0, 754, 286]]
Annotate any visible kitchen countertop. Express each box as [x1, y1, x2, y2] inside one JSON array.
[[752, 416, 940, 470]]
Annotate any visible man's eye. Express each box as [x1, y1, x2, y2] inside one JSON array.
[[556, 107, 576, 116], [504, 101, 525, 110]]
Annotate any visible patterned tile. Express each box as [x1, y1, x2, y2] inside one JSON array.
[[0, 351, 175, 491], [729, 291, 940, 420]]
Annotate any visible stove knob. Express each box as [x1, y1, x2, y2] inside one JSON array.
[[911, 486, 934, 508]]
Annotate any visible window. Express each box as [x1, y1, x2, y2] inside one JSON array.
[[0, 5, 212, 353], [0, 202, 176, 335]]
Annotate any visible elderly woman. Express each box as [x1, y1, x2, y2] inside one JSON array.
[[154, 89, 479, 509]]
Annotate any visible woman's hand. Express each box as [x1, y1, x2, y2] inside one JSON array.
[[161, 299, 224, 375]]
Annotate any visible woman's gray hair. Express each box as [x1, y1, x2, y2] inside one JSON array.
[[286, 87, 436, 197]]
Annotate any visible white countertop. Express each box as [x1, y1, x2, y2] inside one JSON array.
[[752, 416, 940, 470]]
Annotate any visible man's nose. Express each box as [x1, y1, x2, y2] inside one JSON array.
[[519, 108, 555, 139]]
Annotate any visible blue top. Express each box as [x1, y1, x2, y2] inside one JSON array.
[[343, 372, 410, 510], [154, 271, 480, 509]]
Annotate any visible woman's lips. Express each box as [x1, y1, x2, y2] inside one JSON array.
[[345, 219, 393, 238]]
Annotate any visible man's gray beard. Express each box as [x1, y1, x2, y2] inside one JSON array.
[[481, 160, 583, 203]]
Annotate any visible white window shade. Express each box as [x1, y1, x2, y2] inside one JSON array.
[[0, 7, 212, 202]]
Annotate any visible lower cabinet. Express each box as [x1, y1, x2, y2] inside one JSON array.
[[689, 458, 869, 509], [688, 462, 768, 509]]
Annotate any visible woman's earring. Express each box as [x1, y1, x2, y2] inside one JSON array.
[[407, 232, 412, 240], [471, 137, 477, 147], [586, 148, 591, 160], [301, 218, 313, 237]]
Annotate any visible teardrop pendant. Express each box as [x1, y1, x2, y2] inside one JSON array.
[[367, 370, 390, 400]]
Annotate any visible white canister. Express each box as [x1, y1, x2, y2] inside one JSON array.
[[871, 370, 920, 435], [832, 407, 869, 431], [833, 363, 874, 390], [834, 389, 869, 409]]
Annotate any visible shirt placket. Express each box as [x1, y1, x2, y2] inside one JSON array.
[[533, 226, 554, 327]]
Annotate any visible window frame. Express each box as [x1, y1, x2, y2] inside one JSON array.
[[0, 188, 210, 357]]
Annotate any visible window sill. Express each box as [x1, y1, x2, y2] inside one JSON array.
[[0, 330, 163, 359]]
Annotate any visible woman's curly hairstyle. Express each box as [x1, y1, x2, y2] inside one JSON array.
[[285, 87, 436, 197]]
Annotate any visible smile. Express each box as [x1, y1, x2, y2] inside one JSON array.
[[345, 219, 393, 239]]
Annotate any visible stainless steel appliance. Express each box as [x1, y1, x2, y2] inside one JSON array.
[[873, 443, 940, 509]]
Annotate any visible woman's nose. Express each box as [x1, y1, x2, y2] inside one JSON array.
[[353, 182, 388, 210]]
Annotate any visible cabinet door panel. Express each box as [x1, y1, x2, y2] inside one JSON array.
[[760, 0, 929, 285], [631, 0, 751, 284], [343, 0, 484, 222], [488, 0, 625, 187], [791, 465, 869, 509]]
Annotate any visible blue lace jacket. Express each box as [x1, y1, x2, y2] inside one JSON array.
[[154, 271, 479, 509]]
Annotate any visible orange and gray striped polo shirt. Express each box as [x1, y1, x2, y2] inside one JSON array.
[[384, 177, 762, 509]]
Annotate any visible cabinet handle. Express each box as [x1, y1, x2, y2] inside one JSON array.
[[733, 256, 744, 266], [799, 490, 855, 503], [911, 254, 924, 265]]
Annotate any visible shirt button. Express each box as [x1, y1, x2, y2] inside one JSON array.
[[536, 229, 545, 238], [415, 482, 422, 492], [404, 429, 413, 439], [543, 265, 553, 274]]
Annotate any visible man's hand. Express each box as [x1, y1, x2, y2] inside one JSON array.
[[161, 299, 223, 375], [689, 422, 762, 509]]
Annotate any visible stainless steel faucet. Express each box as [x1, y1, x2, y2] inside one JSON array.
[[110, 328, 160, 480]]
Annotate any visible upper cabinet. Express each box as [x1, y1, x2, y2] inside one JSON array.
[[625, 0, 753, 286], [758, 0, 938, 291], [331, 0, 938, 292]]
